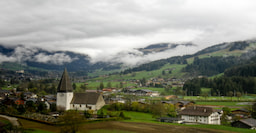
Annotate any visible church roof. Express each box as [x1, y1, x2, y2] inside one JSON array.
[[71, 92, 100, 104], [57, 68, 73, 92]]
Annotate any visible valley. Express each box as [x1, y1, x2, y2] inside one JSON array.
[[1, 40, 256, 133]]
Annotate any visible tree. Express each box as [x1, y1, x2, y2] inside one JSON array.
[[50, 103, 57, 112], [151, 102, 166, 118], [251, 103, 256, 119], [169, 70, 172, 74], [37, 102, 47, 113], [140, 78, 146, 86], [164, 104, 176, 117], [120, 82, 123, 88], [84, 110, 94, 118], [221, 107, 231, 126], [162, 70, 165, 75], [236, 92, 242, 101], [100, 82, 104, 90], [25, 101, 36, 112], [58, 110, 83, 133], [227, 91, 233, 101], [72, 83, 77, 90], [17, 105, 26, 115], [201, 92, 208, 100], [107, 82, 112, 88], [80, 84, 87, 91]]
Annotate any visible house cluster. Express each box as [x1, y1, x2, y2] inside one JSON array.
[[123, 89, 160, 97], [0, 88, 56, 110], [161, 100, 195, 110], [145, 78, 185, 88], [1, 68, 106, 114]]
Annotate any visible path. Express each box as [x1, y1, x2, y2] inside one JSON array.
[[0, 114, 20, 127]]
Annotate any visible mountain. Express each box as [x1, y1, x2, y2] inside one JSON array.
[[123, 40, 256, 77], [0, 45, 121, 75], [0, 42, 198, 75], [0, 40, 255, 77]]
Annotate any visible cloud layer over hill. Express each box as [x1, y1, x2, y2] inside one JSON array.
[[0, 46, 77, 65]]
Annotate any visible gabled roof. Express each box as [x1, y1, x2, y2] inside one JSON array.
[[57, 68, 73, 92], [71, 92, 101, 104], [179, 106, 215, 117], [239, 118, 256, 127], [231, 108, 250, 113]]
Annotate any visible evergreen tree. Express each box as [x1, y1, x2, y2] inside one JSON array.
[[100, 82, 104, 90]]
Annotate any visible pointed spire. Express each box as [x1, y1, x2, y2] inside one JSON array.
[[57, 68, 73, 92]]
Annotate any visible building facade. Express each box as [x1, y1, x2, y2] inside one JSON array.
[[56, 68, 105, 111], [179, 106, 222, 125]]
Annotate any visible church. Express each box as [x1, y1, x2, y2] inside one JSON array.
[[56, 68, 105, 111]]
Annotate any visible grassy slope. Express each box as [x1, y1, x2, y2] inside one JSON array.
[[122, 111, 255, 133]]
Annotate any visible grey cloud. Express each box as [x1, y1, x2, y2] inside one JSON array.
[[0, 0, 255, 65]]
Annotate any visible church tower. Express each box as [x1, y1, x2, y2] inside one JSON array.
[[56, 68, 73, 110]]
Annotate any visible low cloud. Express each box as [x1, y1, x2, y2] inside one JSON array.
[[33, 53, 75, 65], [92, 44, 199, 67], [0, 46, 77, 65]]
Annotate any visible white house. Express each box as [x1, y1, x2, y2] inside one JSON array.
[[179, 106, 222, 125], [56, 68, 105, 111]]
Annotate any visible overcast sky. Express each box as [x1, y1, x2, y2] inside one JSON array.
[[0, 0, 256, 65]]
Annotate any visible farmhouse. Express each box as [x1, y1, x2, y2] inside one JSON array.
[[231, 109, 251, 118], [231, 118, 256, 130], [179, 106, 222, 125], [56, 68, 105, 111]]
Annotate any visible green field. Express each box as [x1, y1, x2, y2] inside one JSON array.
[[122, 111, 155, 122], [11, 111, 256, 133], [184, 96, 256, 101], [195, 101, 253, 107]]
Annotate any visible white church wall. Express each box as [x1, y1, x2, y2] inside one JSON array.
[[57, 92, 73, 110]]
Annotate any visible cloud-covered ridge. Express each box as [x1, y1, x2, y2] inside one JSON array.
[[0, 46, 77, 65]]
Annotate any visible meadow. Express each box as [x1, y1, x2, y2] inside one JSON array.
[[0, 111, 253, 133]]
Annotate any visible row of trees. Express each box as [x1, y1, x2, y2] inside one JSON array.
[[106, 101, 176, 118], [183, 76, 256, 96]]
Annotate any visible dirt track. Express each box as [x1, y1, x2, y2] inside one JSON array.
[[80, 121, 235, 133], [0, 115, 20, 127]]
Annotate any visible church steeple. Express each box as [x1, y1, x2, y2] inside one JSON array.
[[57, 68, 73, 92]]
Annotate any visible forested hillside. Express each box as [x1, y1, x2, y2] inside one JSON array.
[[123, 40, 256, 77]]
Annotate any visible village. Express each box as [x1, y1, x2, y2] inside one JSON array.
[[0, 69, 256, 132]]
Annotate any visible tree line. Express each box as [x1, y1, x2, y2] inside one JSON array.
[[183, 76, 256, 96]]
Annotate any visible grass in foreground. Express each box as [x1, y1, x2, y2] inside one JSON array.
[[17, 111, 256, 133]]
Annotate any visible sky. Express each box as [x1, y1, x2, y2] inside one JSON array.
[[0, 0, 256, 66]]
